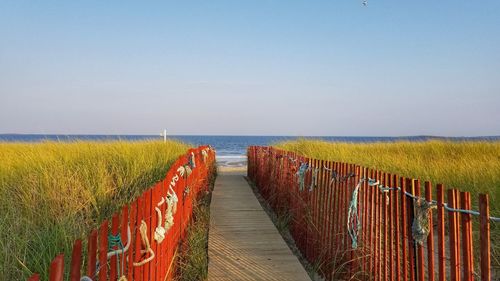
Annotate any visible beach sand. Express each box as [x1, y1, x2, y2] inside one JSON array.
[[217, 165, 247, 173]]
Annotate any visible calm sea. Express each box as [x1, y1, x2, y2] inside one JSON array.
[[1, 134, 499, 167]]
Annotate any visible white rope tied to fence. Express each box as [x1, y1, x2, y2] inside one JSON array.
[[133, 220, 155, 267], [190, 152, 196, 168], [169, 185, 179, 215], [164, 188, 177, 231], [202, 149, 209, 162], [154, 206, 166, 243]]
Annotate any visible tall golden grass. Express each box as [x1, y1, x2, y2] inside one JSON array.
[[276, 139, 500, 270], [0, 140, 189, 280]]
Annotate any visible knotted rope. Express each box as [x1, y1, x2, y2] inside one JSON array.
[[133, 220, 155, 267], [154, 206, 166, 243], [296, 163, 309, 191], [169, 186, 179, 215], [412, 198, 437, 245], [347, 179, 363, 249], [184, 165, 192, 177], [106, 225, 131, 259], [328, 168, 356, 184], [202, 149, 209, 162], [309, 168, 319, 192], [108, 233, 124, 276]]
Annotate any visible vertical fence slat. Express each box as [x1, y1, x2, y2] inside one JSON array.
[[110, 214, 119, 281], [377, 171, 383, 281], [370, 169, 376, 279], [400, 177, 409, 281], [48, 254, 64, 281], [448, 189, 459, 281], [150, 184, 158, 281], [120, 205, 129, 281], [436, 184, 446, 281], [461, 192, 473, 281], [415, 180, 425, 281], [406, 178, 417, 281], [424, 181, 435, 281], [383, 172, 389, 281], [134, 195, 144, 281], [394, 174, 401, 281], [388, 173, 394, 281], [87, 230, 98, 278], [454, 189, 462, 281], [69, 239, 82, 281], [326, 161, 336, 281], [128, 200, 137, 281], [479, 194, 491, 281], [362, 167, 369, 276], [143, 188, 152, 281], [98, 220, 108, 281]]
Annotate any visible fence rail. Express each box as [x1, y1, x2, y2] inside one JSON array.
[[28, 145, 215, 281], [247, 146, 495, 281]]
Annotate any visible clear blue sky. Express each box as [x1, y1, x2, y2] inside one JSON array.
[[1, 1, 499, 136]]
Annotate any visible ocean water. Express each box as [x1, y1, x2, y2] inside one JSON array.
[[1, 134, 499, 167]]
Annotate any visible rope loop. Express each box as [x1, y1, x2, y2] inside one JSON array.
[[133, 220, 155, 267]]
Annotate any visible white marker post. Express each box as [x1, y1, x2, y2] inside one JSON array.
[[161, 129, 167, 143]]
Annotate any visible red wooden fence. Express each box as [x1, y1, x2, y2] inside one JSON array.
[[28, 146, 215, 281], [247, 146, 497, 281]]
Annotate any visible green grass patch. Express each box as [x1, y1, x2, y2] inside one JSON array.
[[175, 165, 216, 281], [0, 140, 189, 280]]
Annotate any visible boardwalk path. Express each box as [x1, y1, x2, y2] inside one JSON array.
[[207, 168, 310, 281]]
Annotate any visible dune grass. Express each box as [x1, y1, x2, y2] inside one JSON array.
[[276, 139, 500, 271], [0, 140, 189, 280], [175, 165, 216, 281]]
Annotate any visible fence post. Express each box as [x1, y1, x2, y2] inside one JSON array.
[[461, 192, 473, 281], [394, 174, 401, 281], [424, 181, 435, 281], [48, 254, 64, 281], [110, 214, 119, 281], [479, 194, 491, 281], [448, 189, 459, 281], [436, 184, 446, 281], [98, 220, 108, 281], [415, 180, 425, 281], [87, 230, 98, 278], [400, 177, 408, 281], [69, 239, 82, 281]]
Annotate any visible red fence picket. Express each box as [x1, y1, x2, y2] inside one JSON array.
[[27, 146, 215, 281], [69, 239, 82, 281], [247, 146, 496, 281]]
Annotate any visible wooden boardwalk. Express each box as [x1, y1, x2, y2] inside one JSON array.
[[208, 168, 311, 281]]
